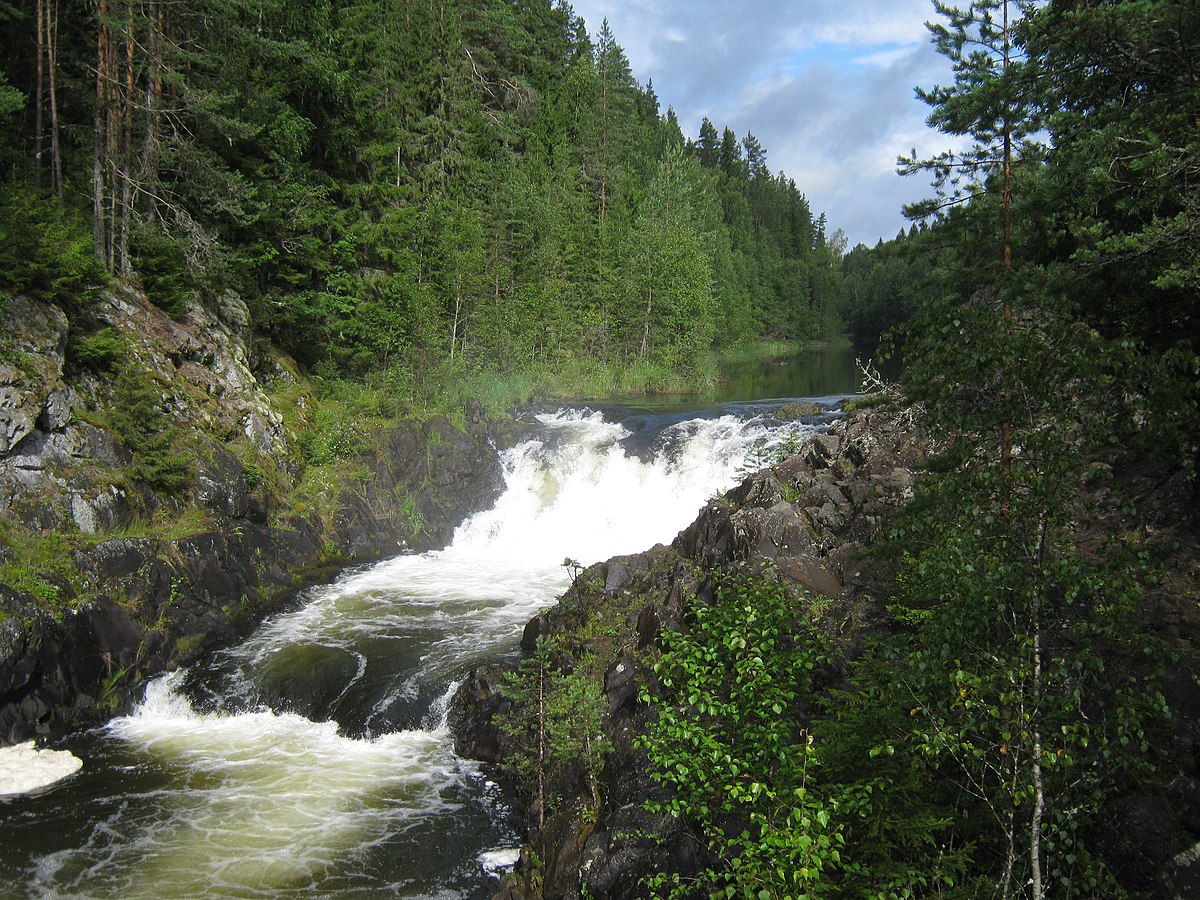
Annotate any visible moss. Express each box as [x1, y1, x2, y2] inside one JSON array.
[[174, 631, 208, 664], [842, 393, 891, 412]]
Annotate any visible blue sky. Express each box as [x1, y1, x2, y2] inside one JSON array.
[[566, 0, 958, 249]]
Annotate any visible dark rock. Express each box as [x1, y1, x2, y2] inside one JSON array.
[[521, 614, 550, 655], [635, 604, 663, 649], [601, 553, 655, 593], [603, 656, 638, 713], [64, 597, 146, 687], [451, 665, 514, 764], [196, 447, 253, 520], [578, 805, 708, 900], [75, 539, 155, 582], [804, 432, 841, 469]]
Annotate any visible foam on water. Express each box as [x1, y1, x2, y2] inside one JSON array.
[[0, 742, 82, 797]]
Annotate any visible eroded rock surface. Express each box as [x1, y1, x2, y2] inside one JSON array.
[[1, 291, 505, 744]]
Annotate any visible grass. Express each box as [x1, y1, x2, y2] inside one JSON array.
[[0, 527, 83, 613]]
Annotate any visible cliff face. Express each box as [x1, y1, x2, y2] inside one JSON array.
[[0, 289, 504, 744]]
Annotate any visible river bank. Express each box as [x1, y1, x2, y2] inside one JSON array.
[[1, 378, 845, 895], [453, 399, 928, 897], [1, 288, 508, 747], [458, 393, 1200, 898]]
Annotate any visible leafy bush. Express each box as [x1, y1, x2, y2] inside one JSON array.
[[639, 571, 849, 897]]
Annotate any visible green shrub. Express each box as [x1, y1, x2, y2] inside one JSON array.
[[0, 187, 107, 309], [130, 223, 192, 319], [639, 572, 848, 896], [110, 373, 192, 495], [68, 327, 126, 373]]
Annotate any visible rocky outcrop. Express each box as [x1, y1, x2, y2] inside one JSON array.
[[0, 291, 506, 744], [459, 400, 1200, 899], [455, 404, 927, 899]]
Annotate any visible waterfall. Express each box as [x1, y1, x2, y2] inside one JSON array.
[[20, 403, 832, 899]]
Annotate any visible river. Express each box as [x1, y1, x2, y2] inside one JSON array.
[[0, 346, 859, 899]]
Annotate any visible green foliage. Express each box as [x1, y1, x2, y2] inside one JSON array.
[[109, 372, 192, 495], [130, 225, 193, 320], [639, 572, 850, 897], [0, 70, 22, 118], [294, 376, 394, 465], [67, 327, 126, 373], [2, 0, 846, 388], [0, 528, 82, 613], [498, 635, 613, 826], [394, 488, 425, 538], [0, 188, 107, 309]]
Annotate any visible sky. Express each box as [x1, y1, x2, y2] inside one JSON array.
[[566, 0, 957, 249]]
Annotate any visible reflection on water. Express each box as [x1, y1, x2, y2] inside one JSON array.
[[719, 344, 863, 401]]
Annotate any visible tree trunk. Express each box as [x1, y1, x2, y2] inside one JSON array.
[[1000, 0, 1014, 496], [140, 1, 163, 223], [47, 0, 63, 199], [94, 0, 110, 267], [640, 250, 652, 360], [35, 0, 45, 189], [118, 0, 135, 277]]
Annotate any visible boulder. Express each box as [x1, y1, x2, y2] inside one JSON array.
[[777, 401, 821, 419]]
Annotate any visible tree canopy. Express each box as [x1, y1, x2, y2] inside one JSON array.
[[0, 0, 845, 386]]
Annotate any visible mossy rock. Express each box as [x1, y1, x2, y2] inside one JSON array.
[[777, 401, 821, 420]]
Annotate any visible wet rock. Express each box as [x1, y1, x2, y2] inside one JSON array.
[[451, 664, 514, 764], [521, 614, 551, 655], [601, 553, 656, 593], [777, 401, 821, 419], [65, 597, 146, 687]]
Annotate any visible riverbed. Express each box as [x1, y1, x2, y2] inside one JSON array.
[[0, 347, 860, 898]]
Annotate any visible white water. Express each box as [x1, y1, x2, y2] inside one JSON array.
[[21, 405, 827, 898]]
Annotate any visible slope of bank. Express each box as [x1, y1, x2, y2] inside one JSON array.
[[1, 289, 505, 746], [456, 401, 1200, 898], [453, 402, 928, 896]]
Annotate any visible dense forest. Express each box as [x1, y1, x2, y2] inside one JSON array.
[[0, 0, 844, 393], [640, 0, 1200, 895]]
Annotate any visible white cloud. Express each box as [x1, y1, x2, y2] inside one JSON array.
[[852, 46, 918, 68], [568, 0, 955, 247]]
